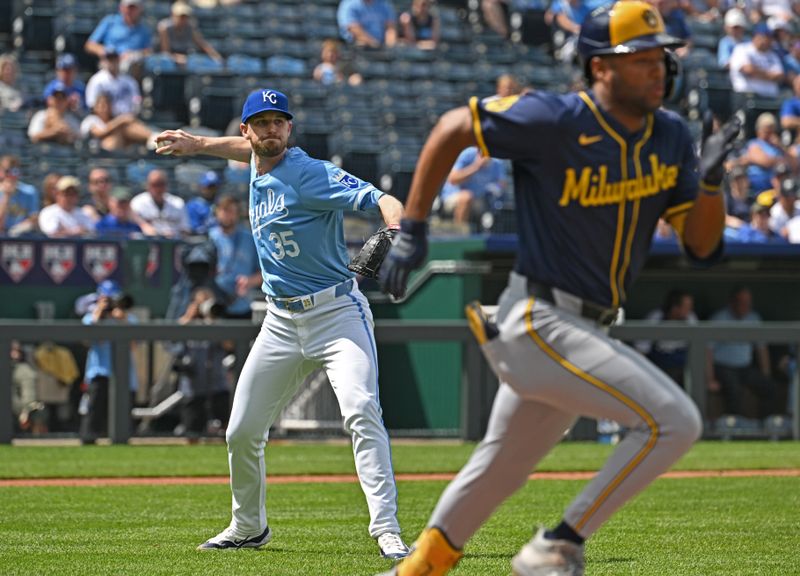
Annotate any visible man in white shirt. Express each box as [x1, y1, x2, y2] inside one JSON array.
[[38, 176, 96, 237], [729, 23, 785, 98], [769, 178, 800, 237], [85, 48, 142, 116], [130, 169, 189, 237]]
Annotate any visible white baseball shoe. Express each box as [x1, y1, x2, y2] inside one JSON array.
[[196, 525, 272, 550], [377, 532, 411, 560], [511, 528, 584, 576]]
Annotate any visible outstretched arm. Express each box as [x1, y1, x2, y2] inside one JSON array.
[[154, 129, 251, 163]]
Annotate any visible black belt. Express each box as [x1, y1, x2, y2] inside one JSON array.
[[526, 281, 620, 326]]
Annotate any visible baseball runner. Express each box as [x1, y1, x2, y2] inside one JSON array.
[[377, 2, 741, 575], [155, 88, 410, 559]]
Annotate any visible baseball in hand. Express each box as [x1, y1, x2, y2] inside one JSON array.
[[156, 139, 174, 155]]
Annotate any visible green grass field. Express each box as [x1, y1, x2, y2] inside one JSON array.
[[1, 441, 799, 576]]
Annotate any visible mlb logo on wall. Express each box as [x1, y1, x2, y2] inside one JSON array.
[[0, 241, 35, 283], [42, 243, 77, 284], [83, 243, 119, 283]]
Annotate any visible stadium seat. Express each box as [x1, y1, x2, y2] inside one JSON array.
[[186, 54, 224, 74], [226, 54, 264, 75]]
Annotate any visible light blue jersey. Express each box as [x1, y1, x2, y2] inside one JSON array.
[[248, 147, 383, 297]]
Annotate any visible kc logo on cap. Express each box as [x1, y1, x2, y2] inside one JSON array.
[[241, 88, 293, 124]]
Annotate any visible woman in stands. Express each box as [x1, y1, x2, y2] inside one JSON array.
[[80, 92, 156, 152], [399, 0, 440, 50]]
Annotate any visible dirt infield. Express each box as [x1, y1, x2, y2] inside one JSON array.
[[2, 468, 799, 488]]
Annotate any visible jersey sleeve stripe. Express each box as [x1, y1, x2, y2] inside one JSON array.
[[523, 296, 659, 533], [663, 200, 694, 219], [469, 96, 490, 158]]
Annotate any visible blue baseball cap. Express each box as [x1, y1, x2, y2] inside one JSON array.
[[44, 80, 69, 98], [97, 279, 122, 298], [56, 53, 77, 70], [753, 22, 771, 36], [200, 170, 220, 187], [241, 88, 293, 124]]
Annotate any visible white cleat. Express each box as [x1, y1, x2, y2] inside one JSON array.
[[196, 525, 272, 550], [511, 528, 584, 576], [377, 532, 411, 560]]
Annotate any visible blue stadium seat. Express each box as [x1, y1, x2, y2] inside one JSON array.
[[226, 54, 264, 75], [186, 54, 224, 74]]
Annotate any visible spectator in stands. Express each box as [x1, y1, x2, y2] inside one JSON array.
[[130, 169, 190, 238], [82, 168, 113, 223], [208, 195, 260, 318], [779, 75, 800, 132], [27, 82, 81, 146], [783, 39, 800, 77], [38, 176, 96, 238], [41, 172, 61, 208], [767, 17, 794, 75], [729, 22, 785, 98], [730, 202, 788, 242], [79, 279, 138, 444], [186, 170, 220, 235], [648, 0, 692, 57], [440, 146, 507, 226], [551, 0, 614, 62], [43, 54, 86, 113], [708, 286, 778, 418], [724, 165, 753, 230], [85, 49, 143, 117], [0, 53, 23, 112], [785, 208, 800, 242], [481, 0, 512, 39], [717, 8, 749, 70], [0, 156, 39, 236], [769, 177, 800, 237], [157, 1, 223, 68], [312, 39, 363, 86], [635, 289, 697, 388], [748, 0, 797, 22], [80, 92, 156, 153], [742, 113, 795, 193], [85, 0, 153, 75], [338, 0, 398, 48], [95, 186, 143, 237], [495, 73, 523, 97], [652, 216, 678, 243], [399, 0, 440, 50]]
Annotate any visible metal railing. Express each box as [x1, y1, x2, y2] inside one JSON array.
[[1, 320, 798, 443]]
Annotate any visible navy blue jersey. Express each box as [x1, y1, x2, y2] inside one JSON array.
[[471, 90, 703, 308]]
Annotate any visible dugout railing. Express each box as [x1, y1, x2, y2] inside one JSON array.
[[0, 321, 798, 444]]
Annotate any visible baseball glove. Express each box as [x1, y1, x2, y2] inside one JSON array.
[[348, 227, 398, 279]]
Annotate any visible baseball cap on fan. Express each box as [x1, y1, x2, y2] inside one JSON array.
[[241, 89, 293, 124]]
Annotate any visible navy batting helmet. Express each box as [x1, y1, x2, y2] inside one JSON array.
[[578, 1, 684, 88]]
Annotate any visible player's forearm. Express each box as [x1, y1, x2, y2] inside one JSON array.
[[682, 192, 725, 258], [378, 194, 404, 227], [405, 107, 476, 220], [198, 136, 251, 162]]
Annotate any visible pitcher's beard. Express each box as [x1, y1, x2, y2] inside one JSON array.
[[253, 139, 285, 158]]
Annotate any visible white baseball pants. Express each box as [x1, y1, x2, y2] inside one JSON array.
[[225, 282, 399, 538]]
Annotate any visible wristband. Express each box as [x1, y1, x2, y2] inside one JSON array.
[[386, 224, 401, 231], [699, 181, 722, 196]]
